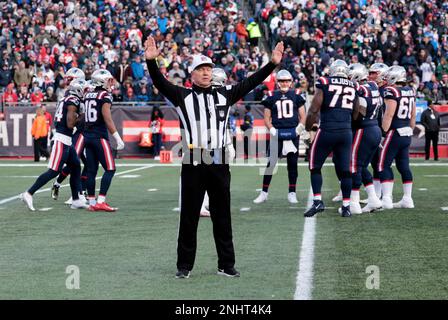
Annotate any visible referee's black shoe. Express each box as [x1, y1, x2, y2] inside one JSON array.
[[217, 267, 240, 277], [304, 200, 325, 217], [175, 269, 190, 279]]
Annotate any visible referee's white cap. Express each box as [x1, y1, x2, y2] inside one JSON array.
[[190, 55, 215, 71]]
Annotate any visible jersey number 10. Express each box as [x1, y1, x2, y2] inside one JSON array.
[[275, 100, 294, 119], [84, 100, 98, 122]]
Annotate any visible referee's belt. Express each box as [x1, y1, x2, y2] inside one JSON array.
[[185, 147, 226, 165]]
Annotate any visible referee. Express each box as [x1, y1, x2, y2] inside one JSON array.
[[145, 37, 284, 278]]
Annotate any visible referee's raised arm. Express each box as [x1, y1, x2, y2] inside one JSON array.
[[144, 37, 183, 107], [225, 41, 284, 106]]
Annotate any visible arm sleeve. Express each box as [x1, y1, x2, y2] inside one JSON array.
[[146, 59, 183, 107], [225, 62, 277, 105]]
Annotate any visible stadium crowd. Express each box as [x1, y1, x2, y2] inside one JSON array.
[[1, 0, 448, 105]]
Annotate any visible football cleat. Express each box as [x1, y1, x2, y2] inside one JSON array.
[[51, 184, 60, 200], [362, 197, 383, 213], [304, 200, 325, 217], [287, 192, 298, 204], [381, 196, 394, 210], [20, 192, 35, 211], [88, 202, 117, 212], [70, 199, 90, 209], [350, 202, 362, 214], [253, 191, 268, 204], [359, 198, 368, 204], [338, 206, 352, 217], [64, 197, 73, 205], [332, 192, 342, 202], [393, 197, 414, 209]]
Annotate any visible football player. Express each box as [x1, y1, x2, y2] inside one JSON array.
[[21, 78, 88, 210], [83, 69, 125, 212], [379, 66, 416, 209], [347, 63, 383, 213], [253, 69, 306, 204], [368, 63, 389, 198], [51, 71, 90, 203], [304, 60, 362, 217]]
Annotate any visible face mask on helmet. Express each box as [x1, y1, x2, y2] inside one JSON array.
[[348, 63, 368, 83], [91, 69, 115, 91], [385, 66, 407, 85], [276, 69, 293, 92], [329, 59, 349, 78], [64, 67, 86, 86], [369, 63, 389, 84], [68, 79, 87, 98]]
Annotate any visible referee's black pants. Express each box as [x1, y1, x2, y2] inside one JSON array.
[[177, 163, 235, 271], [425, 131, 439, 160]]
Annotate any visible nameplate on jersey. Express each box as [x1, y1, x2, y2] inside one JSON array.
[[54, 132, 72, 146], [396, 127, 413, 137], [277, 127, 296, 140]]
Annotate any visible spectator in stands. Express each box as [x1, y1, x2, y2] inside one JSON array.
[[31, 107, 50, 162], [0, 63, 12, 89], [14, 61, 34, 89], [149, 107, 164, 160], [131, 56, 145, 82], [44, 87, 56, 103], [2, 84, 18, 104], [30, 87, 44, 104]]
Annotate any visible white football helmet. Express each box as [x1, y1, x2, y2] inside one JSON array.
[[369, 63, 389, 83], [68, 78, 87, 98], [65, 67, 86, 82], [329, 59, 349, 78], [348, 63, 368, 83], [211, 68, 228, 87], [91, 69, 115, 91], [384, 66, 407, 85], [276, 69, 293, 81]]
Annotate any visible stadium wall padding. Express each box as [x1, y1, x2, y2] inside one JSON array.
[[0, 104, 446, 157]]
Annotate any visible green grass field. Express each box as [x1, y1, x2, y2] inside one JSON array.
[[0, 159, 447, 299]]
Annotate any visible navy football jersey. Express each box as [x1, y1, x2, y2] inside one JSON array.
[[358, 81, 382, 128], [377, 85, 387, 127], [83, 89, 113, 139], [262, 89, 305, 128], [316, 76, 358, 130], [383, 86, 415, 129], [54, 94, 81, 137]]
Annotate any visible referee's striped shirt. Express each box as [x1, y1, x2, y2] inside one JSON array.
[[146, 59, 277, 151]]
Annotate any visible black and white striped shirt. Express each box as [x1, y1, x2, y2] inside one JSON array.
[[146, 59, 277, 150]]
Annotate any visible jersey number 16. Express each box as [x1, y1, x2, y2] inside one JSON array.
[[84, 100, 98, 122]]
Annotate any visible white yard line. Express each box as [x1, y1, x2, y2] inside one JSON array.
[[294, 187, 317, 300], [0, 165, 153, 206]]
